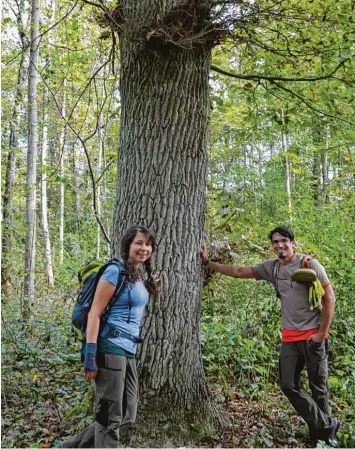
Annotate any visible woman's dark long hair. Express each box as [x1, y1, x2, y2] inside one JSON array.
[[120, 226, 158, 294]]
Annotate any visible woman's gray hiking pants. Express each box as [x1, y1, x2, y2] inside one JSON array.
[[61, 354, 138, 448]]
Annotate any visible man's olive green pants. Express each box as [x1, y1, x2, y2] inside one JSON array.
[[279, 340, 332, 441], [61, 354, 138, 448]]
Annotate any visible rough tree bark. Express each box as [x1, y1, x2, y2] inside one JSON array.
[[2, 16, 27, 298], [110, 1, 227, 444], [24, 0, 40, 308]]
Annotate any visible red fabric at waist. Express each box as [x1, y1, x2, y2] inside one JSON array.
[[282, 327, 329, 342]]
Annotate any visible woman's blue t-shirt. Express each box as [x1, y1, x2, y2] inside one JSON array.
[[99, 262, 149, 355]]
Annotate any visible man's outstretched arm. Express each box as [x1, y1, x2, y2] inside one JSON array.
[[201, 243, 255, 279]]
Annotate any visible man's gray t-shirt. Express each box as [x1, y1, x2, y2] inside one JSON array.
[[251, 253, 331, 331]]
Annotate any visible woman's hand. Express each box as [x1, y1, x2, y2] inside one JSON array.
[[84, 343, 98, 380], [84, 370, 98, 380]]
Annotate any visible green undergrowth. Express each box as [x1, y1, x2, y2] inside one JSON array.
[[1, 273, 354, 448], [1, 294, 94, 448]]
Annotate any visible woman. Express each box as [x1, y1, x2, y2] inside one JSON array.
[[60, 226, 158, 448]]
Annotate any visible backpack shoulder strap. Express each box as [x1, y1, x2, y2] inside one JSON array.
[[302, 255, 313, 269], [91, 262, 111, 294], [99, 261, 129, 331], [271, 259, 279, 286], [104, 260, 128, 306], [91, 260, 126, 300]]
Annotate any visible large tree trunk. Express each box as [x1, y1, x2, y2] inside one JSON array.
[[111, 2, 226, 444], [24, 0, 40, 310]]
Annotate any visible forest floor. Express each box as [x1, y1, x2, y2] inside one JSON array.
[[2, 374, 326, 449], [2, 300, 349, 449], [1, 368, 341, 449], [198, 389, 316, 448]]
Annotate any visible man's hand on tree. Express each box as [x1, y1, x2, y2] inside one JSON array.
[[201, 243, 209, 265]]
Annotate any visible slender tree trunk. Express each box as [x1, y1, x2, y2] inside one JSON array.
[[58, 83, 66, 265], [111, 3, 227, 444], [96, 122, 103, 259], [72, 143, 81, 219], [243, 145, 247, 203], [24, 0, 40, 309], [102, 146, 111, 256], [284, 151, 292, 211], [312, 152, 322, 208], [38, 0, 55, 284], [40, 85, 55, 285], [2, 32, 27, 298], [281, 110, 292, 215], [104, 150, 111, 256], [322, 126, 329, 205], [256, 143, 262, 216]]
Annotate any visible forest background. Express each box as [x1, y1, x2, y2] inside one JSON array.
[[1, 0, 355, 448]]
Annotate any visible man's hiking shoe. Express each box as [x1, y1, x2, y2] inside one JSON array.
[[307, 418, 340, 448], [327, 417, 340, 445], [305, 436, 318, 448]]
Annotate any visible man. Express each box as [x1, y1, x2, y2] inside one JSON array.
[[201, 226, 339, 445]]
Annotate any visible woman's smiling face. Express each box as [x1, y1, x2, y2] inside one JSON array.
[[128, 232, 153, 266]]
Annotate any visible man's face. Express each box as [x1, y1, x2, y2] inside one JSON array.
[[271, 232, 295, 261]]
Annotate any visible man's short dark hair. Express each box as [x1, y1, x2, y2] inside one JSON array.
[[268, 226, 295, 242]]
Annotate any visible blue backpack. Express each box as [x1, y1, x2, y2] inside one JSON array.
[[71, 259, 128, 342]]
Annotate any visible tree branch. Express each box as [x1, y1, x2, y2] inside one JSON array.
[[96, 160, 114, 186], [4, 1, 79, 66], [269, 81, 355, 126], [39, 70, 112, 245], [81, 0, 106, 13], [211, 56, 352, 82]]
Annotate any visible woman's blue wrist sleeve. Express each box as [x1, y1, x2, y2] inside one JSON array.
[[84, 343, 98, 372]]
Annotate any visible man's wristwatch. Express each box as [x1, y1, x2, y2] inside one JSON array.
[[203, 259, 210, 266]]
